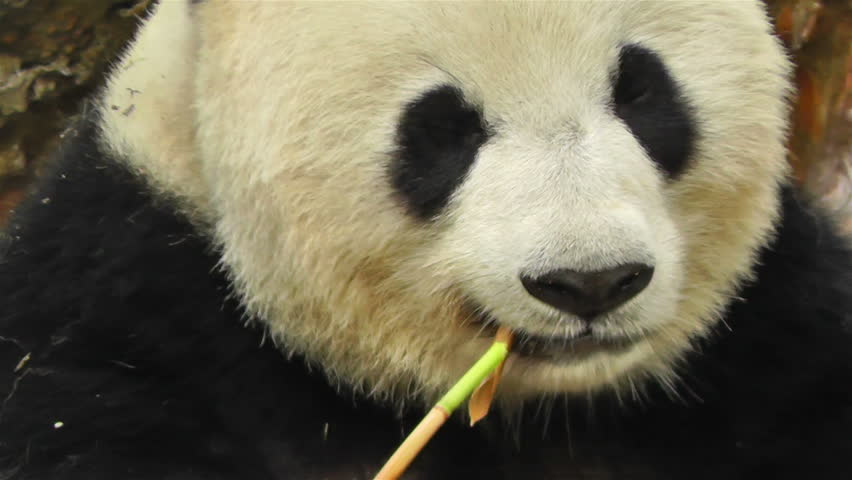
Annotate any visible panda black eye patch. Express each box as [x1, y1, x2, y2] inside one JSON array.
[[613, 44, 696, 177], [391, 85, 489, 220]]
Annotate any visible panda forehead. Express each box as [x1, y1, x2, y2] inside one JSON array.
[[196, 0, 786, 189], [389, 2, 764, 116], [407, 5, 620, 104]]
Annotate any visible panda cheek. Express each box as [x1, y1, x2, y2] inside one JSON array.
[[390, 85, 490, 220]]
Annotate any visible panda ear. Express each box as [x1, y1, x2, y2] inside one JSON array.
[[612, 45, 696, 177], [390, 85, 490, 220]]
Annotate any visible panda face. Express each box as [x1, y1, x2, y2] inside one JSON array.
[[391, 43, 696, 319], [389, 39, 689, 395], [185, 1, 791, 402]]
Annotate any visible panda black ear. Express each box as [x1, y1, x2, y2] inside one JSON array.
[[612, 44, 696, 177], [390, 85, 490, 220]]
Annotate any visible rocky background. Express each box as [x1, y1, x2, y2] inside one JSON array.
[[768, 0, 852, 233], [0, 0, 850, 232], [0, 0, 152, 223]]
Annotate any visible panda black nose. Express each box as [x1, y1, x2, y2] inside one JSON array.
[[520, 264, 654, 319]]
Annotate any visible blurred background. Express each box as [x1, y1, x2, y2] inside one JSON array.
[[0, 0, 849, 232]]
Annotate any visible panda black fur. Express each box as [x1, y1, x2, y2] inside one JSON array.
[[1, 1, 851, 479]]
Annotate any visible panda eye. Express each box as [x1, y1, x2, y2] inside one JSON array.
[[611, 44, 696, 177], [614, 73, 652, 106], [390, 85, 489, 220], [614, 46, 662, 107]]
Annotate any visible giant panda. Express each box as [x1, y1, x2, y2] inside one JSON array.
[[1, 0, 850, 478]]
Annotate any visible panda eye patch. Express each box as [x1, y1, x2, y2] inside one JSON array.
[[391, 85, 489, 220], [612, 44, 696, 177]]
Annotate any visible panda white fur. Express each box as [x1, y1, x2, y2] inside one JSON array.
[[1, 0, 850, 478]]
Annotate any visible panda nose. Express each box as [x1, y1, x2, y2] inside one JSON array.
[[520, 264, 654, 319]]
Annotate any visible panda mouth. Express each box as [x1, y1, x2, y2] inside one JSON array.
[[468, 308, 636, 359], [510, 329, 635, 359]]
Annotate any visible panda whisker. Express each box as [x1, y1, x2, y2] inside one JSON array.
[[561, 322, 572, 351], [563, 395, 575, 457], [626, 377, 643, 404], [473, 318, 497, 339], [510, 401, 525, 449], [540, 396, 556, 439], [611, 380, 625, 408], [654, 370, 686, 404], [584, 388, 597, 425]]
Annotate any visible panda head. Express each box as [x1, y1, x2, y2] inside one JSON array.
[[106, 1, 792, 405]]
